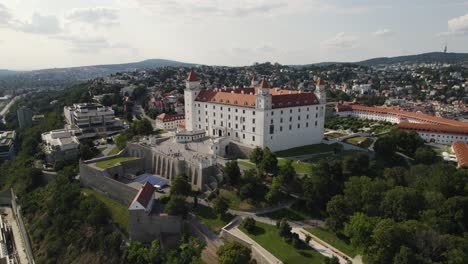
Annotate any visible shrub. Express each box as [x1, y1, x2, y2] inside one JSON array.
[[242, 217, 256, 233]]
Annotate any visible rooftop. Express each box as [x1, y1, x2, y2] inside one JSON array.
[[130, 182, 156, 209], [94, 157, 139, 169], [452, 141, 468, 168]]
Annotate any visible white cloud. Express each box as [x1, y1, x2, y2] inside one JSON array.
[[448, 13, 468, 35], [373, 29, 394, 37], [66, 7, 119, 27], [0, 3, 13, 26], [14, 13, 62, 34], [320, 32, 359, 50]]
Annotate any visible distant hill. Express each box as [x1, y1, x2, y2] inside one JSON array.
[[0, 59, 198, 90], [356, 52, 468, 66]]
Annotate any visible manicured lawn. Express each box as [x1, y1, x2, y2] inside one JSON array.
[[240, 222, 324, 264], [219, 189, 253, 210], [260, 201, 324, 221], [192, 205, 234, 234], [276, 143, 341, 157], [325, 132, 346, 139], [278, 158, 311, 174], [107, 146, 121, 156], [82, 188, 129, 233], [345, 136, 373, 149], [305, 227, 356, 257], [237, 160, 256, 169], [95, 157, 138, 169]]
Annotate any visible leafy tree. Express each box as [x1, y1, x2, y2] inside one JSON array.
[[165, 195, 188, 218], [223, 161, 241, 186], [171, 175, 191, 197], [265, 176, 283, 203], [239, 183, 255, 200], [217, 241, 252, 264], [383, 167, 408, 186], [380, 186, 425, 221], [242, 217, 256, 233], [259, 147, 278, 174], [392, 246, 424, 264], [414, 146, 439, 165], [213, 197, 229, 216], [249, 147, 263, 165], [367, 219, 410, 264], [278, 218, 292, 238], [279, 159, 296, 183], [344, 213, 380, 254], [79, 144, 99, 160], [324, 256, 340, 264], [326, 195, 352, 231], [342, 152, 369, 176]]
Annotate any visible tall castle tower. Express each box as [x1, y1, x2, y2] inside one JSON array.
[[184, 70, 200, 131], [255, 80, 272, 110], [315, 78, 327, 104]]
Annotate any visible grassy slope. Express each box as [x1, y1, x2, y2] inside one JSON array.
[[82, 188, 129, 233], [305, 227, 356, 257], [240, 222, 324, 264], [95, 157, 137, 169], [107, 146, 121, 156], [276, 143, 340, 157], [192, 205, 234, 234]]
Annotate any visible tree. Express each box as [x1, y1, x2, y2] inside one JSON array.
[[380, 186, 425, 221], [265, 176, 283, 203], [342, 152, 369, 176], [324, 256, 340, 264], [392, 246, 423, 264], [242, 217, 256, 233], [414, 146, 439, 165], [383, 167, 408, 186], [279, 159, 296, 183], [259, 147, 278, 174], [171, 175, 191, 196], [217, 241, 252, 264], [165, 195, 188, 218], [326, 195, 352, 232], [278, 218, 292, 238], [249, 147, 263, 165], [223, 161, 241, 186], [239, 183, 255, 200], [79, 144, 98, 160], [344, 213, 380, 254], [213, 197, 229, 216]]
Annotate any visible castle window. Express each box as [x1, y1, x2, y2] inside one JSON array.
[[298, 116, 301, 120], [253, 127, 256, 132], [298, 108, 301, 112], [253, 118, 256, 124], [280, 126, 283, 132], [252, 136, 255, 142], [253, 111, 256, 115], [243, 134, 245, 139], [298, 124, 300, 128], [290, 109, 292, 113]]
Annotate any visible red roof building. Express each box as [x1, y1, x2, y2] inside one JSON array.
[[129, 182, 156, 212], [452, 141, 468, 168]]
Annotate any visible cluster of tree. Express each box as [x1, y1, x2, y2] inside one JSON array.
[[275, 218, 307, 249], [124, 235, 206, 264], [163, 175, 191, 219], [114, 118, 154, 150], [249, 147, 279, 175], [324, 160, 468, 263], [216, 241, 254, 264]]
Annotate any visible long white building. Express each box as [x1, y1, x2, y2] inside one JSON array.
[[183, 70, 326, 152]]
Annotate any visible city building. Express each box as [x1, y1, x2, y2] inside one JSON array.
[[155, 113, 185, 130], [0, 131, 16, 161], [17, 106, 33, 128], [451, 141, 468, 168], [183, 70, 326, 152], [64, 103, 124, 138], [41, 129, 80, 164], [398, 123, 468, 145]]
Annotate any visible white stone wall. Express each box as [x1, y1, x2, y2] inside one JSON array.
[[417, 131, 468, 145]]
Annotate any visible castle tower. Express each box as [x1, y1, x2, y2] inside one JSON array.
[[184, 70, 200, 131], [255, 80, 272, 110], [315, 78, 326, 104], [251, 74, 259, 87]]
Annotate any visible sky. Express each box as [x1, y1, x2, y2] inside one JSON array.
[[0, 0, 468, 70]]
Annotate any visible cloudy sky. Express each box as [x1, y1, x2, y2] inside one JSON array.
[[0, 0, 468, 70]]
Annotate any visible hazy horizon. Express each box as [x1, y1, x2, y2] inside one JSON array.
[[1, 0, 468, 70]]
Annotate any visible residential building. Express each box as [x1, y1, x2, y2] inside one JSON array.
[[64, 103, 123, 137], [398, 123, 468, 145], [17, 106, 33, 128], [0, 131, 16, 161], [155, 113, 185, 130], [183, 70, 326, 151], [41, 129, 80, 164]]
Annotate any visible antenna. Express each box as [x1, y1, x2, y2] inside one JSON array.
[[443, 41, 447, 53]]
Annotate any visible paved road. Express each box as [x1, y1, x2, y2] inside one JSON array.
[[188, 215, 222, 264], [0, 96, 20, 123], [1, 207, 28, 264]]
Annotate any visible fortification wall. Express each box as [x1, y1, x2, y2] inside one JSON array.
[[128, 209, 182, 242], [228, 142, 254, 159], [79, 163, 138, 205]]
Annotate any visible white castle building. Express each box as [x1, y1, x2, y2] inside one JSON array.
[[183, 70, 326, 152]]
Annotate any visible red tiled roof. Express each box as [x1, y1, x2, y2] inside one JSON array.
[[195, 87, 319, 109], [157, 113, 185, 122], [452, 141, 468, 168], [259, 80, 269, 88], [187, 70, 198, 82], [336, 104, 468, 127], [131, 182, 155, 208], [398, 122, 468, 136]]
